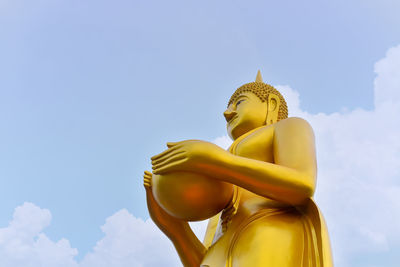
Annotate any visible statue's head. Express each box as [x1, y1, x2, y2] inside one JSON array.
[[224, 71, 288, 140]]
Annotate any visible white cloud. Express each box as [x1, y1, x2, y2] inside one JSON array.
[[210, 45, 400, 266], [2, 44, 400, 267], [0, 203, 181, 267], [80, 209, 180, 267], [276, 84, 304, 117], [0, 202, 78, 267], [305, 44, 400, 266], [374, 44, 400, 108], [278, 45, 400, 266]]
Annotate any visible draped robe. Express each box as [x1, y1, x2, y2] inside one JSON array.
[[200, 126, 333, 267]]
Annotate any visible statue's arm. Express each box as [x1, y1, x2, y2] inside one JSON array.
[[152, 117, 316, 205], [143, 171, 206, 266], [214, 117, 317, 205], [168, 224, 207, 267]]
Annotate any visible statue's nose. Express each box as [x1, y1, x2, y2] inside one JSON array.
[[223, 109, 237, 122]]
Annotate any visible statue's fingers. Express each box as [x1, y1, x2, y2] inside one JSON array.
[[143, 173, 152, 180], [143, 171, 152, 180], [166, 142, 179, 148], [151, 150, 184, 165], [166, 139, 200, 148], [151, 146, 180, 160], [143, 174, 152, 186], [152, 154, 186, 170], [152, 159, 187, 174], [143, 178, 151, 187], [166, 140, 191, 147]]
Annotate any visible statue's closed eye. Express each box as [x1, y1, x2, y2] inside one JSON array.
[[236, 99, 245, 106]]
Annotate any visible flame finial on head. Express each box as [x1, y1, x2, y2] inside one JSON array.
[[255, 70, 263, 83]]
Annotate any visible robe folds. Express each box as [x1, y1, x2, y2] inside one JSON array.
[[200, 128, 333, 267]]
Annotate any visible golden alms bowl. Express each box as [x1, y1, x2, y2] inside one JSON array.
[[152, 171, 234, 221]]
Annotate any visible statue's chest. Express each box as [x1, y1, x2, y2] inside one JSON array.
[[233, 126, 275, 163]]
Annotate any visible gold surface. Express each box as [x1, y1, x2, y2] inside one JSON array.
[[143, 71, 333, 266], [152, 172, 233, 221]]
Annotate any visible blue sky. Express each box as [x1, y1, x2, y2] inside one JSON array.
[[1, 1, 400, 266]]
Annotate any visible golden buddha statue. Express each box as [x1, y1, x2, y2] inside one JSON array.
[[143, 71, 333, 267]]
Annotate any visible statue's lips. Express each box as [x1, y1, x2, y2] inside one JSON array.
[[228, 115, 238, 124]]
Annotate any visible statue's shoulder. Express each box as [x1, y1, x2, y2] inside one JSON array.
[[274, 117, 315, 137], [275, 117, 313, 130]]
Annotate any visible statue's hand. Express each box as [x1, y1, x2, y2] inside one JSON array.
[[151, 140, 225, 174], [143, 171, 186, 235]]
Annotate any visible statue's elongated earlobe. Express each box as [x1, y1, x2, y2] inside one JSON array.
[[266, 93, 280, 125]]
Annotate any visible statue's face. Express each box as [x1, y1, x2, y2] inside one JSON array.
[[224, 92, 268, 140]]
